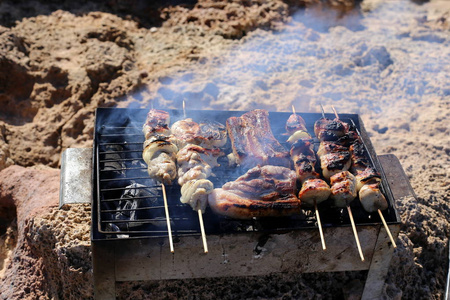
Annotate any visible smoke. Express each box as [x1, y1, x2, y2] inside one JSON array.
[[133, 0, 447, 125]]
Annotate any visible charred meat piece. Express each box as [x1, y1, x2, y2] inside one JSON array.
[[286, 113, 307, 135], [142, 109, 171, 140], [330, 171, 357, 208], [290, 139, 319, 182], [298, 178, 331, 207], [316, 140, 349, 158], [170, 118, 201, 149], [170, 118, 227, 149], [198, 120, 228, 148], [286, 115, 331, 207], [227, 109, 290, 168], [319, 151, 352, 181], [344, 126, 388, 213], [208, 165, 301, 219], [314, 117, 348, 142]]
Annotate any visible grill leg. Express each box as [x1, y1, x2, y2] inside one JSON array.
[[93, 241, 116, 300]]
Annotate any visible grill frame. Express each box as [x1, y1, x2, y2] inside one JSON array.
[[87, 108, 410, 300], [91, 108, 399, 242]]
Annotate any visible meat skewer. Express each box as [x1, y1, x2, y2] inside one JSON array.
[[142, 109, 177, 252], [287, 106, 329, 250], [331, 106, 396, 248], [316, 105, 364, 261], [173, 101, 227, 252]]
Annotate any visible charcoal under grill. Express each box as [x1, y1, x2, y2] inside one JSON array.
[[87, 108, 410, 300]]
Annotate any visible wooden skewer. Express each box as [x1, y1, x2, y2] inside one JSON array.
[[161, 183, 174, 253], [347, 205, 365, 261], [332, 105, 397, 248], [331, 105, 339, 119], [378, 209, 397, 248], [293, 104, 326, 250], [180, 101, 208, 253], [315, 201, 326, 251], [198, 209, 208, 253], [320, 103, 326, 118]]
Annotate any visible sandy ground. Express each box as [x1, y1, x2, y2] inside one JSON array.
[[0, 0, 448, 299]]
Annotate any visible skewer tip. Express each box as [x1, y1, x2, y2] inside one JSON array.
[[378, 209, 397, 248], [331, 105, 339, 120], [320, 103, 326, 118], [292, 105, 296, 115]]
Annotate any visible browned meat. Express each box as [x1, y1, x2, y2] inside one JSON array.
[[227, 109, 290, 168], [170, 118, 201, 149], [314, 117, 348, 141], [198, 120, 228, 148], [177, 145, 223, 186], [208, 165, 301, 219], [330, 171, 357, 207], [286, 113, 307, 135], [142, 109, 178, 184], [316, 141, 349, 158], [142, 109, 171, 140], [170, 118, 227, 149], [298, 178, 331, 207], [319, 151, 352, 180], [290, 139, 319, 183], [142, 137, 178, 184], [177, 144, 223, 212], [345, 125, 388, 213]]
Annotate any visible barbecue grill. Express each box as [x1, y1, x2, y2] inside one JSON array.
[[61, 108, 414, 299]]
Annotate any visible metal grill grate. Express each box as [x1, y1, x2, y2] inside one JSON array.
[[91, 108, 396, 241]]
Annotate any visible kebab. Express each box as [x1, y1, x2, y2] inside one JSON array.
[[172, 103, 227, 252], [286, 107, 330, 250], [142, 109, 178, 185], [330, 106, 396, 248], [314, 106, 364, 261], [142, 108, 177, 252]]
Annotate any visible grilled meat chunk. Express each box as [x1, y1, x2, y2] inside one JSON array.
[[177, 145, 223, 185], [198, 120, 228, 148], [319, 151, 352, 180], [286, 113, 307, 135], [314, 117, 348, 142], [171, 118, 201, 149], [180, 179, 214, 212], [298, 178, 331, 207], [208, 165, 301, 219], [177, 144, 223, 211], [170, 118, 227, 149], [290, 139, 319, 182], [142, 133, 178, 184], [359, 183, 388, 213], [143, 109, 171, 140], [330, 171, 357, 207], [227, 109, 290, 168]]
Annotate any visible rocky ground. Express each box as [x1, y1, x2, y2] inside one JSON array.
[[0, 0, 449, 299]]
